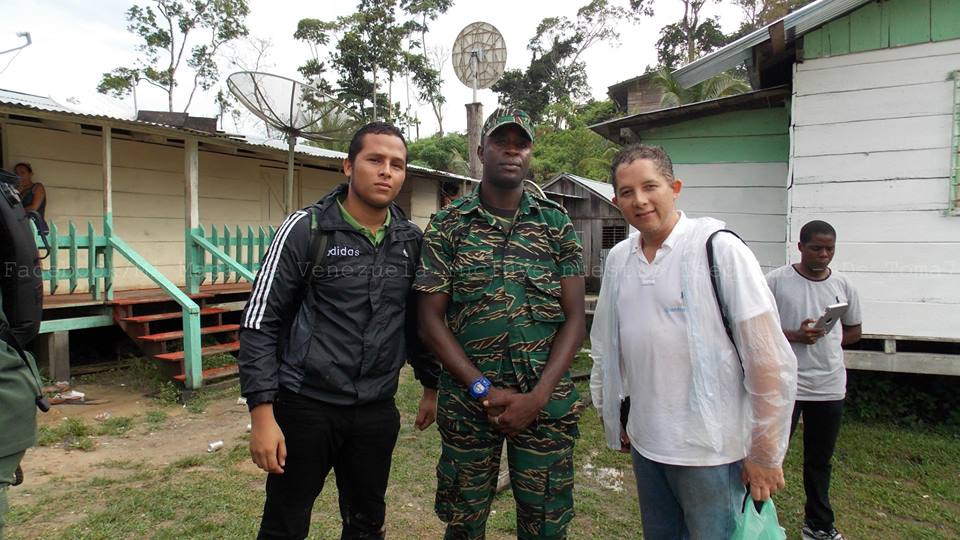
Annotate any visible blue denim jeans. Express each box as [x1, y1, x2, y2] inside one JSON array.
[[631, 449, 746, 540]]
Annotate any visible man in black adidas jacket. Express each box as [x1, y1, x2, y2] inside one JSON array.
[[238, 122, 440, 540]]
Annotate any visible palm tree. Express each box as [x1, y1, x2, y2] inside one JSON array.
[[651, 67, 751, 107]]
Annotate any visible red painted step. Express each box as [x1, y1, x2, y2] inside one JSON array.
[[154, 341, 240, 362], [120, 307, 227, 324], [138, 324, 240, 343], [173, 364, 239, 383]]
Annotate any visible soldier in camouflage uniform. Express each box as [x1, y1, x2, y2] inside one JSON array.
[[415, 109, 586, 540]]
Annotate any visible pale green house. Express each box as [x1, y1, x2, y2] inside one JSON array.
[[592, 0, 960, 375]]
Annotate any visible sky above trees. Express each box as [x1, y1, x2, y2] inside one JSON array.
[[1, 0, 746, 137]]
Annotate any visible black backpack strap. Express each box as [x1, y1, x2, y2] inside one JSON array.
[[706, 229, 746, 369], [305, 206, 331, 288]]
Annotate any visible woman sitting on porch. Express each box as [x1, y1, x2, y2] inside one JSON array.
[[14, 162, 46, 221]]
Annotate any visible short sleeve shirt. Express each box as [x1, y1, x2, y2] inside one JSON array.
[[766, 265, 862, 400], [414, 188, 584, 415]]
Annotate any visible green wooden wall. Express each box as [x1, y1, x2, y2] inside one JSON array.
[[641, 107, 789, 164], [803, 0, 960, 59]]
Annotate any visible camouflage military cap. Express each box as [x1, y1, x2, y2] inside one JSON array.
[[482, 108, 535, 143]]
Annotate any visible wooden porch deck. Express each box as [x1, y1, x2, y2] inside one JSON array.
[[42, 282, 253, 311]]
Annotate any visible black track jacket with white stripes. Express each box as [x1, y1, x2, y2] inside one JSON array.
[[238, 183, 440, 410]]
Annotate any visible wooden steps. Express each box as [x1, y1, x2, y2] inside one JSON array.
[[154, 340, 241, 362], [110, 292, 214, 306], [137, 324, 239, 343], [120, 307, 227, 324], [110, 286, 249, 387], [173, 364, 239, 383]]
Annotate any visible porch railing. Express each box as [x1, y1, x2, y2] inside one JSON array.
[[185, 224, 277, 293], [34, 220, 111, 299]]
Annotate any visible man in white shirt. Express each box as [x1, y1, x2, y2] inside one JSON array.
[[590, 144, 797, 539], [766, 220, 861, 540]]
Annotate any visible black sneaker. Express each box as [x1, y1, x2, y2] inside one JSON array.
[[802, 525, 845, 540]]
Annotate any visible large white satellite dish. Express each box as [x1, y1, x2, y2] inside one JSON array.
[[227, 71, 360, 213], [452, 22, 507, 102]]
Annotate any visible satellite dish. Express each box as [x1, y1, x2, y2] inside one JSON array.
[[452, 22, 507, 101], [227, 71, 361, 213]]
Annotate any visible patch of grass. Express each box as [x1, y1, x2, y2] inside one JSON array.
[[204, 351, 237, 370], [172, 455, 207, 469], [37, 417, 97, 451], [97, 416, 134, 437], [8, 362, 960, 539], [145, 409, 169, 426], [155, 381, 181, 405], [569, 350, 593, 375]]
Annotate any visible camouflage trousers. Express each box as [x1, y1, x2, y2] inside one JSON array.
[[434, 369, 580, 540]]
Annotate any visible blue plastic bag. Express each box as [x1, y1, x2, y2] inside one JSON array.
[[731, 493, 787, 540]]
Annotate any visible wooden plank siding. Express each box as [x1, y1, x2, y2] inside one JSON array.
[[670, 155, 790, 271], [637, 109, 790, 270], [802, 0, 960, 60], [3, 123, 389, 292], [544, 176, 624, 292], [791, 39, 960, 339]]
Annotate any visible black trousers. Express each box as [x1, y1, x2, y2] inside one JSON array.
[[789, 399, 844, 531], [257, 390, 401, 540]]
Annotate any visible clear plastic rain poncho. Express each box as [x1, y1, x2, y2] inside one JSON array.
[[590, 216, 797, 468]]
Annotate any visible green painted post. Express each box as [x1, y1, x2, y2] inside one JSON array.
[[257, 226, 266, 270], [103, 213, 114, 301], [221, 225, 230, 283], [182, 309, 203, 390], [184, 226, 203, 294], [68, 221, 78, 293], [235, 225, 242, 282], [48, 221, 59, 295], [246, 225, 255, 273], [88, 221, 100, 300], [210, 226, 219, 284]]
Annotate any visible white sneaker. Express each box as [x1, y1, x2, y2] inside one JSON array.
[[802, 525, 845, 540]]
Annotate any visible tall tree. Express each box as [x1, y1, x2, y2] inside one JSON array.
[[494, 0, 641, 121], [294, 0, 449, 125], [97, 0, 250, 112], [401, 0, 453, 135], [655, 0, 726, 70], [730, 0, 816, 38]]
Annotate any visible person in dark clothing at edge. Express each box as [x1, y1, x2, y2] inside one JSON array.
[[238, 122, 441, 540]]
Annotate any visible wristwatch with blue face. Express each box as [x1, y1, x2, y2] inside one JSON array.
[[469, 375, 492, 399]]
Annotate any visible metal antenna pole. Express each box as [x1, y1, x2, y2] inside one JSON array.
[[286, 133, 296, 215]]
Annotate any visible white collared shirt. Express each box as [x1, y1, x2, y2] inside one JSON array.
[[601, 213, 791, 466]]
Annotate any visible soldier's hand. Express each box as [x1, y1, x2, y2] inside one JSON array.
[[482, 386, 516, 417], [415, 387, 438, 431], [250, 404, 286, 474], [484, 391, 546, 436]]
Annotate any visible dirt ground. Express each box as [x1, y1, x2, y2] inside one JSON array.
[[21, 382, 252, 486]]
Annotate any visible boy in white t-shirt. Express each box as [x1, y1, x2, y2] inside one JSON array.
[[766, 220, 861, 540]]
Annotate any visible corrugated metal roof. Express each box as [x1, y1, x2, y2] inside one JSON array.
[[1, 87, 476, 183], [589, 86, 790, 144], [672, 0, 873, 88], [244, 136, 475, 182], [0, 87, 237, 139], [542, 172, 616, 204]]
